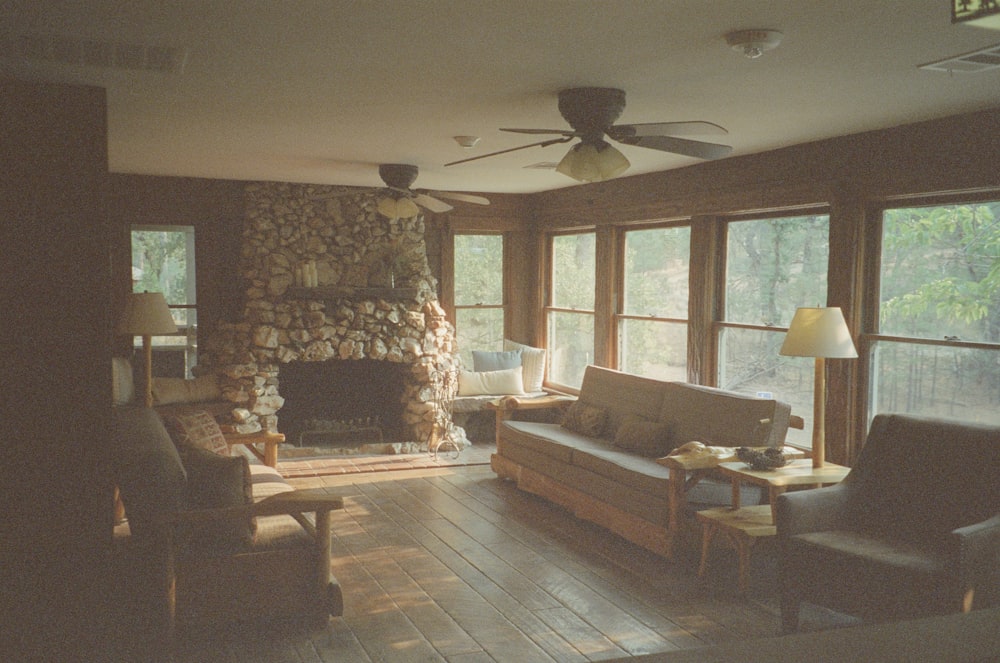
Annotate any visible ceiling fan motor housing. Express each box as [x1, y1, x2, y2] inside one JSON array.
[[558, 88, 626, 143], [379, 163, 420, 191]]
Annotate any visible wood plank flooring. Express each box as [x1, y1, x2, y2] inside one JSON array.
[[172, 464, 851, 662]]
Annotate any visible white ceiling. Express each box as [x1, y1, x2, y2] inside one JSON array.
[[3, 1, 1000, 195]]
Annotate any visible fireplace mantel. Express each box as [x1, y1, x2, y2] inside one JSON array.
[[286, 285, 421, 303]]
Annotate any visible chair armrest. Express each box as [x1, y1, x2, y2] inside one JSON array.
[[775, 483, 852, 537], [953, 514, 1000, 591], [159, 489, 343, 526]]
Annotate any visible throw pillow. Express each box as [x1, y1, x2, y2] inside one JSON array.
[[472, 349, 522, 372], [561, 401, 608, 438], [179, 446, 256, 553], [613, 415, 675, 457], [111, 406, 187, 543], [164, 410, 230, 456], [458, 367, 525, 396], [503, 339, 546, 392]]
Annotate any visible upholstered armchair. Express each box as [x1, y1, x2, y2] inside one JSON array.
[[110, 406, 344, 656], [776, 414, 1000, 632]]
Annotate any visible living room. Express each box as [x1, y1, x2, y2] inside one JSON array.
[[3, 3, 1000, 662]]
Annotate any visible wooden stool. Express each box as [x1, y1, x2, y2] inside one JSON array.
[[696, 505, 776, 594]]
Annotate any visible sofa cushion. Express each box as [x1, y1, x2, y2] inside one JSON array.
[[577, 366, 667, 439], [164, 409, 231, 456], [112, 406, 187, 543], [179, 446, 255, 553], [503, 340, 546, 393], [659, 382, 787, 448], [500, 421, 586, 463], [570, 444, 673, 496], [561, 401, 608, 438], [458, 367, 525, 396], [472, 349, 522, 372], [613, 415, 675, 457]]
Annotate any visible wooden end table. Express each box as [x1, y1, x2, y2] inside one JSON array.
[[697, 459, 851, 593]]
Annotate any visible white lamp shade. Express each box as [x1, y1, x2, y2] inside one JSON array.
[[377, 195, 420, 220], [779, 307, 858, 358], [556, 142, 630, 182], [118, 292, 178, 336]]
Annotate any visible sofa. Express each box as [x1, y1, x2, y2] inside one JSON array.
[[109, 405, 344, 656], [492, 365, 796, 558]]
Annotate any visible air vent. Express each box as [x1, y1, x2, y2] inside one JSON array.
[[8, 33, 187, 74], [919, 42, 1000, 73]]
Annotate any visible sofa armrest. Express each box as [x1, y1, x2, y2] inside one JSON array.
[[775, 483, 852, 537]]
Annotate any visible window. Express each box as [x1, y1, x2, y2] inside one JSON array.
[[547, 232, 595, 389], [718, 214, 830, 446], [870, 200, 1000, 423], [131, 225, 197, 377], [618, 225, 690, 380], [453, 234, 504, 366]]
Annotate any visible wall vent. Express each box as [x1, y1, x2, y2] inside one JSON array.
[[6, 33, 187, 74], [919, 42, 1000, 73]]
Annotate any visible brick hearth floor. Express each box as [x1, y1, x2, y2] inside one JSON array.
[[274, 441, 496, 478]]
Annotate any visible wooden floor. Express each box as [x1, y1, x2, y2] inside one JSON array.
[[172, 464, 852, 662]]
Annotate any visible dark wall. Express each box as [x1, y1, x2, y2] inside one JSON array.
[[107, 174, 247, 355], [1, 77, 113, 661]]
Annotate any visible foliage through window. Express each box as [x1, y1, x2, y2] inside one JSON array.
[[618, 225, 690, 380], [453, 234, 504, 366], [131, 226, 197, 377], [718, 214, 830, 446], [871, 201, 1000, 423], [547, 232, 595, 389]]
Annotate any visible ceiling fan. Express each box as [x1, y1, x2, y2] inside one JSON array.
[[316, 163, 489, 218], [445, 87, 733, 182]]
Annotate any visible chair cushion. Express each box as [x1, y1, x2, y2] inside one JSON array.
[[152, 374, 222, 406], [112, 406, 186, 543], [164, 409, 230, 456], [178, 446, 256, 553]]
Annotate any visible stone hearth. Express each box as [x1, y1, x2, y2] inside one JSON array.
[[199, 181, 465, 451]]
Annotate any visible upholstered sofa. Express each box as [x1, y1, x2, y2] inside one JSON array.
[[109, 405, 344, 654], [492, 365, 796, 558]]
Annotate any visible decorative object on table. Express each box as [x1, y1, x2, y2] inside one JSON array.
[[779, 307, 858, 468], [118, 291, 178, 408], [736, 446, 789, 471]]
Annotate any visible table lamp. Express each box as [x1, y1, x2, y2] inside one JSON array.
[[779, 307, 857, 467], [118, 291, 178, 407]]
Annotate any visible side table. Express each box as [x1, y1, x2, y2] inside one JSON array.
[[697, 459, 851, 593]]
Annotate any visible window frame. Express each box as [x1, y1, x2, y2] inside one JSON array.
[[452, 231, 507, 362], [544, 229, 597, 392]]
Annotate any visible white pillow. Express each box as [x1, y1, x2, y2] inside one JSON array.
[[503, 340, 546, 392], [457, 367, 525, 396]]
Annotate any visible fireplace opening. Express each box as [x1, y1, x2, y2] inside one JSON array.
[[278, 359, 409, 446]]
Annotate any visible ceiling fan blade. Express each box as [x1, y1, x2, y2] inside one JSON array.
[[609, 121, 729, 139], [619, 134, 732, 160], [445, 136, 573, 167], [500, 127, 577, 136], [311, 186, 376, 199], [412, 193, 454, 213], [425, 190, 490, 206]]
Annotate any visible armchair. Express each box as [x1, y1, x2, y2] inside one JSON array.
[[110, 406, 344, 655], [776, 414, 1000, 632]]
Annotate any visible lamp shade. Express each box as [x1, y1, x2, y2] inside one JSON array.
[[117, 291, 178, 336], [779, 307, 858, 359], [377, 195, 420, 220]]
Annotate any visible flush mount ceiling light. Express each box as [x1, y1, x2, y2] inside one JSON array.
[[726, 29, 783, 59]]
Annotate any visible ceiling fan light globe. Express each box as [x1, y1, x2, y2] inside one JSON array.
[[556, 143, 630, 182], [396, 197, 420, 219], [377, 196, 401, 219]]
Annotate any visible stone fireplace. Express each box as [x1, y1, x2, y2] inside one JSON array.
[[199, 181, 465, 451]]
